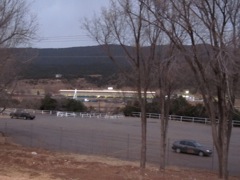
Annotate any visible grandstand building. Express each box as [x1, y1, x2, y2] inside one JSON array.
[[59, 88, 156, 102]]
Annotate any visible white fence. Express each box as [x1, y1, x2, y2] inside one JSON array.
[[3, 109, 124, 119], [132, 112, 240, 127], [2, 108, 240, 127]]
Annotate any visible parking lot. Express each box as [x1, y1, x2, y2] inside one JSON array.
[[0, 114, 239, 176]]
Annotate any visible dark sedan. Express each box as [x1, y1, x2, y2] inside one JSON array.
[[172, 140, 212, 156], [10, 110, 35, 120]]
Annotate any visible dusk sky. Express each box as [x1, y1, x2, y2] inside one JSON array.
[[30, 0, 110, 48]]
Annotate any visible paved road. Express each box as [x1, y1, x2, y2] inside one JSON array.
[[0, 114, 239, 176]]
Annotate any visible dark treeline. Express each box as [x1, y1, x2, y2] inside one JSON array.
[[11, 45, 196, 88]]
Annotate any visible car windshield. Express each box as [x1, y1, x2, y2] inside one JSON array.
[[194, 142, 202, 147]]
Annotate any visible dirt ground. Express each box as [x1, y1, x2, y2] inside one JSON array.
[[0, 141, 239, 180]]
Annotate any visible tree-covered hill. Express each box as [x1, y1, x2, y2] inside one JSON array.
[[22, 45, 129, 79]]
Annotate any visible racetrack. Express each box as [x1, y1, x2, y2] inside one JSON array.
[[0, 114, 239, 176]]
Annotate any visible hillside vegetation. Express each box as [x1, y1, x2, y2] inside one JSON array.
[[11, 44, 224, 91], [23, 45, 129, 79]]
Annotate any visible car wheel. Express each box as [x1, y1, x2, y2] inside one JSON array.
[[24, 116, 27, 120], [198, 151, 204, 157], [176, 148, 181, 153]]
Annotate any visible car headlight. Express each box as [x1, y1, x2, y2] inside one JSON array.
[[206, 150, 210, 152]]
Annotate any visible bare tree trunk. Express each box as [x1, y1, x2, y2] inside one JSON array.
[[140, 105, 147, 168], [159, 84, 171, 169], [159, 92, 166, 169]]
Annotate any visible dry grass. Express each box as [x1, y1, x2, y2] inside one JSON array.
[[0, 142, 239, 180]]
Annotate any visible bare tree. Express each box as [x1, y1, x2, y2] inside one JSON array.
[[146, 0, 240, 178], [0, 0, 37, 110], [83, 0, 162, 168], [120, 0, 180, 170], [155, 44, 180, 169], [0, 0, 36, 47]]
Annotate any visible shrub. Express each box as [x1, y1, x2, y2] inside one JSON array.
[[40, 95, 87, 112], [40, 94, 58, 110], [123, 96, 208, 118], [123, 101, 141, 116], [61, 99, 87, 112]]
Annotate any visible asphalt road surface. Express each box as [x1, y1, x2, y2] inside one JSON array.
[[0, 114, 239, 176]]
